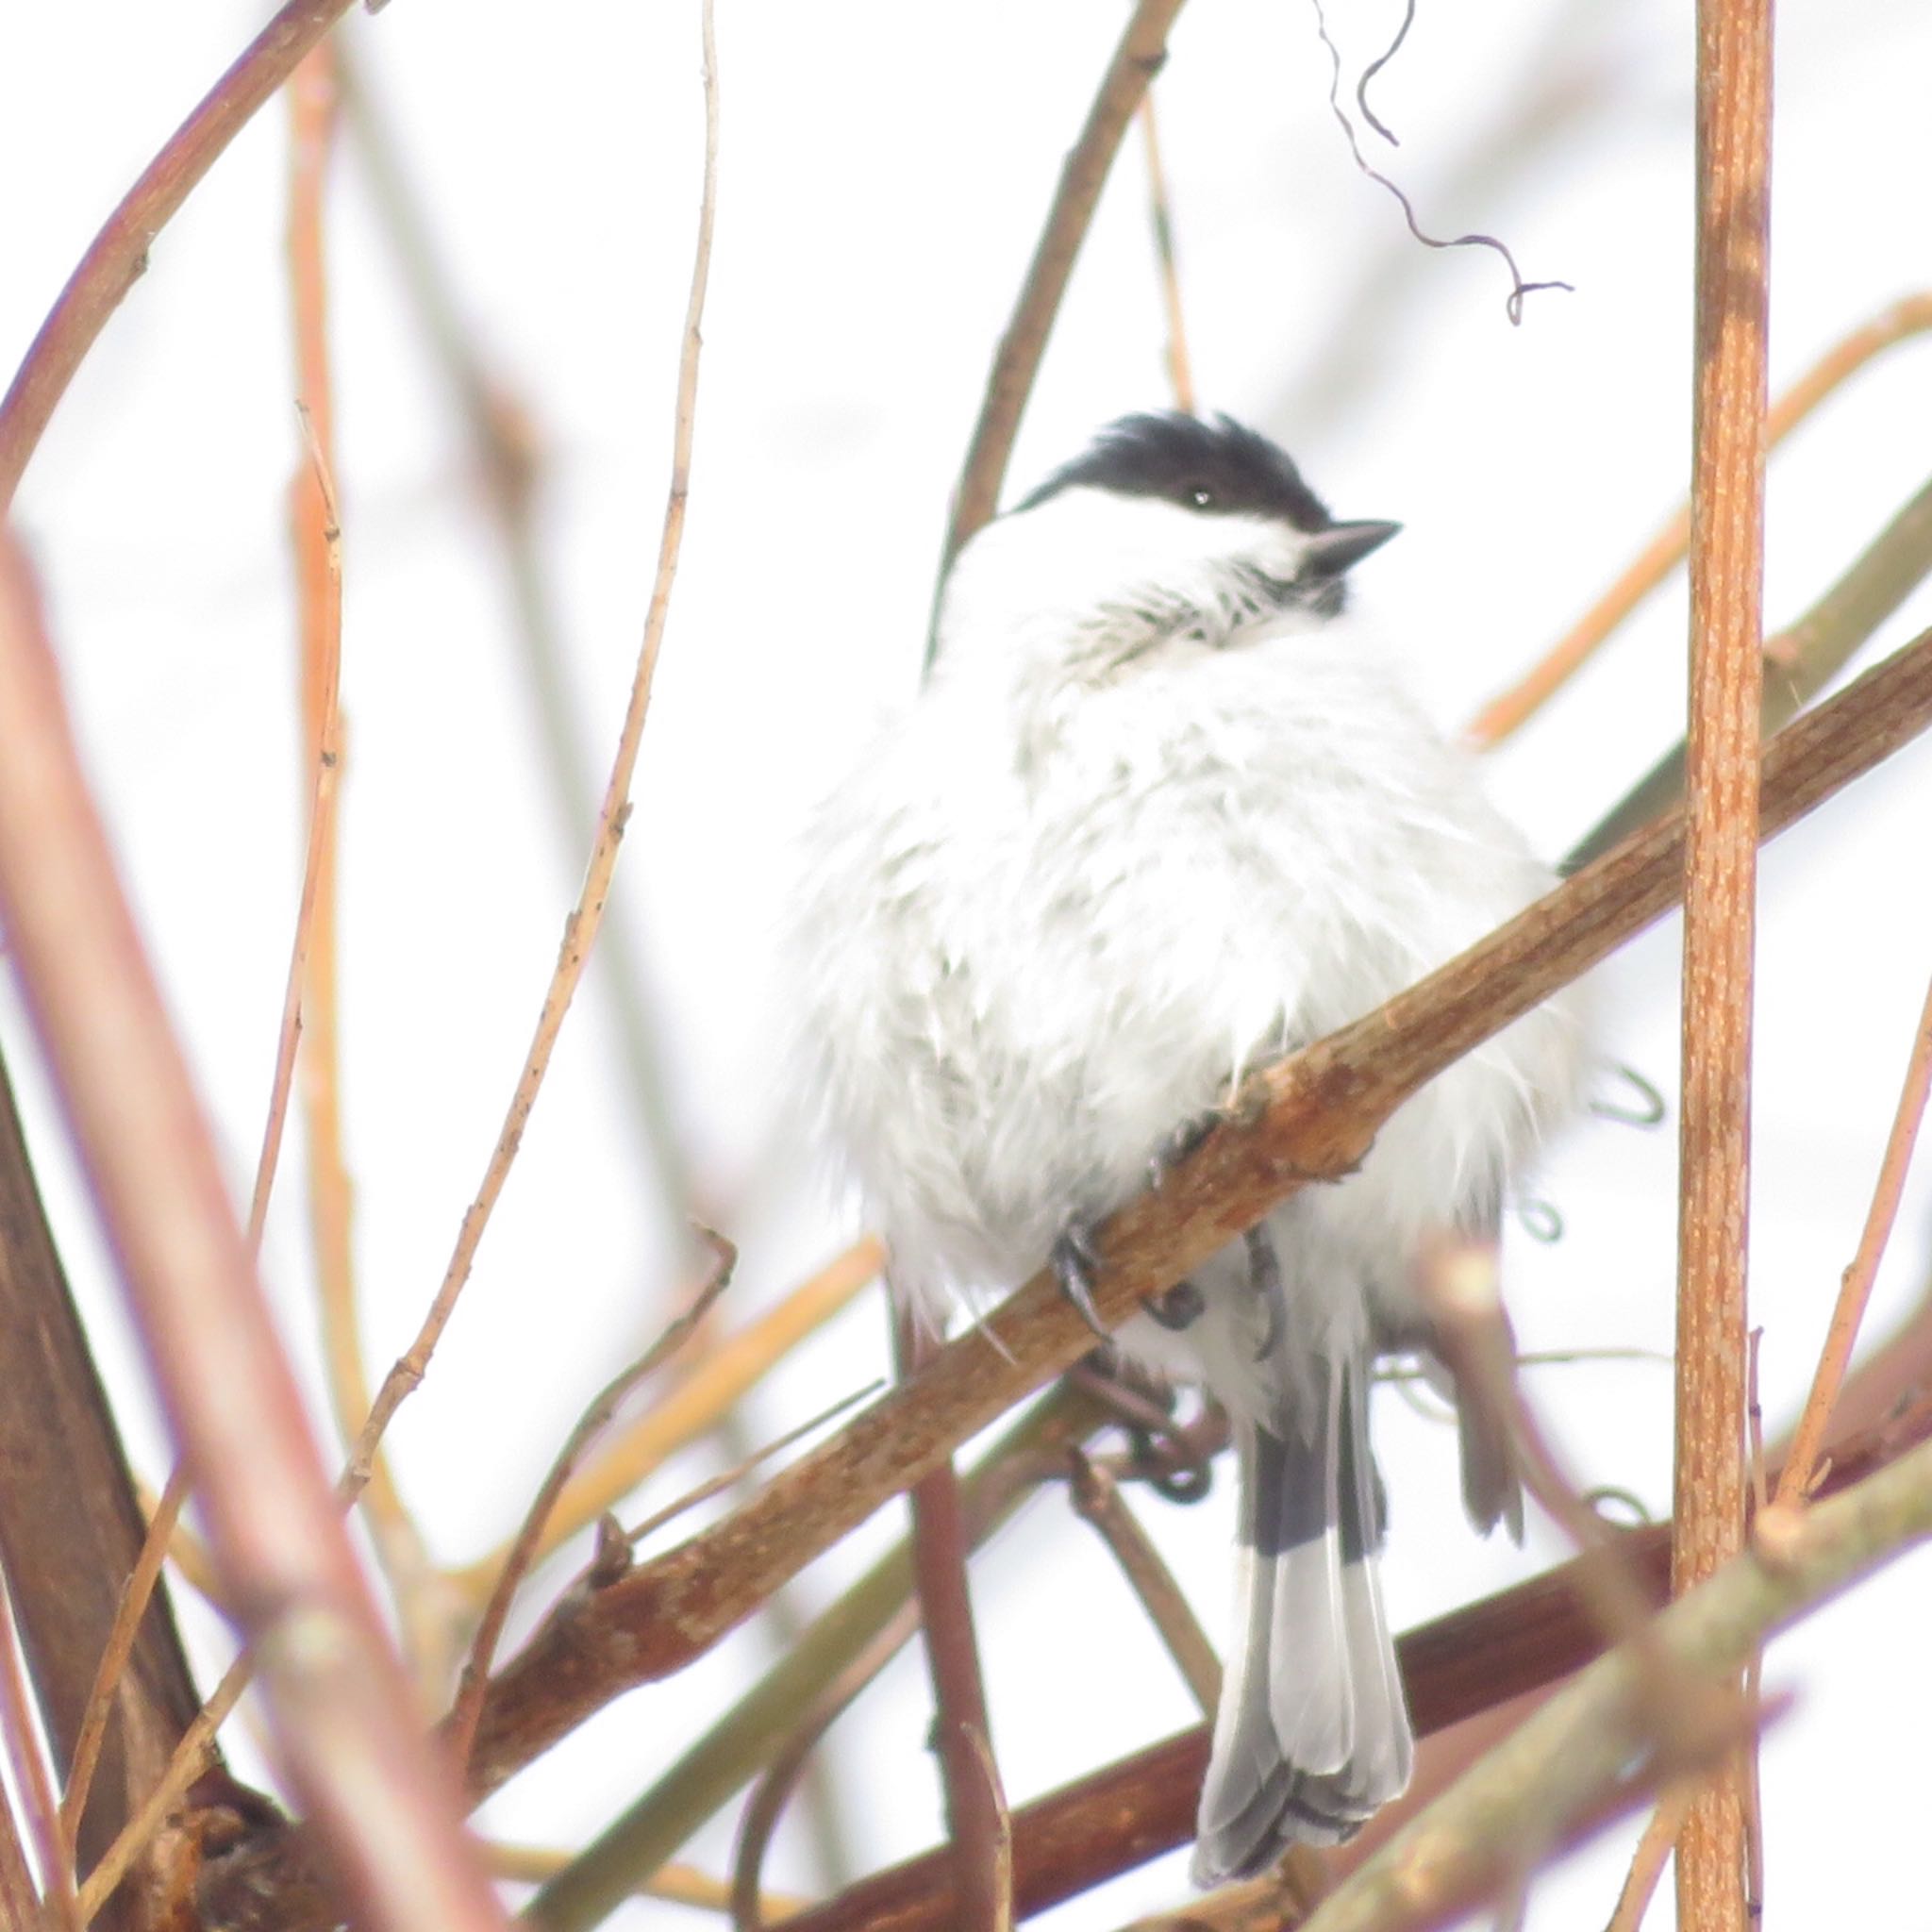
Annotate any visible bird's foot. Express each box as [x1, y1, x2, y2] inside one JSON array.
[[1052, 1220, 1109, 1338], [1146, 1079, 1272, 1191]]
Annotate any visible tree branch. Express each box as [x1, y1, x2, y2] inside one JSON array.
[[0, 0, 362, 511], [1674, 0, 1774, 1914], [0, 1047, 202, 1914]]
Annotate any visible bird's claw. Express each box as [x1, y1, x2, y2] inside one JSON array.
[[1052, 1221, 1109, 1338], [1146, 1112, 1220, 1191], [1146, 1077, 1274, 1191]]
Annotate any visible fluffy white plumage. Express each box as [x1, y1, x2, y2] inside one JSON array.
[[783, 414, 1587, 1883]]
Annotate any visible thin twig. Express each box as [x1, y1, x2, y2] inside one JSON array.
[[1674, 0, 1774, 1922], [1067, 1449, 1221, 1716], [0, 0, 361, 510], [75, 1656, 246, 1923], [1741, 1330, 1768, 1921], [341, 0, 719, 1530], [1, 1571, 77, 1929], [287, 40, 436, 1675], [1565, 458, 1932, 874], [1774, 971, 1932, 1507], [488, 1841, 806, 1920], [936, 0, 1190, 585], [895, 1306, 1004, 1932], [450, 1237, 883, 1602], [57, 1463, 189, 1856], [625, 1380, 888, 1551], [465, 622, 1932, 1804], [1136, 92, 1194, 413], [444, 1233, 736, 1772], [1468, 291, 1932, 748]]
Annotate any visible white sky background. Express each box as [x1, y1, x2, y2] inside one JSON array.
[[3, 1, 1931, 1926]]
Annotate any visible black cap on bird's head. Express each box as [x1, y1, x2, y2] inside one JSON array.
[[1018, 412, 1399, 581]]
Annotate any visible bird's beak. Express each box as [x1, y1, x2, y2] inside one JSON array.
[[1303, 520, 1401, 577]]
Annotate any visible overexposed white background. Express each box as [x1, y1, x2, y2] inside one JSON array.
[[4, 1, 1930, 1924]]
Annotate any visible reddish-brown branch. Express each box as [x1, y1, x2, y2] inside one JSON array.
[[0, 536, 507, 1932], [896, 1309, 1005, 1932], [0, 1043, 204, 1909], [1136, 91, 1195, 415], [1675, 0, 1774, 1922], [461, 625, 1932, 1803], [938, 0, 1191, 576], [0, 0, 361, 511]]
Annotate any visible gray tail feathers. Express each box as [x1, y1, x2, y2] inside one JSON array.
[[1192, 1357, 1413, 1887]]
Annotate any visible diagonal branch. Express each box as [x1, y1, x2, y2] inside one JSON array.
[[0, 536, 508, 1932], [936, 0, 1191, 584], [462, 622, 1932, 1802], [0, 0, 363, 510]]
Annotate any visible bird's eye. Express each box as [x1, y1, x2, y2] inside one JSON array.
[[1187, 484, 1216, 509]]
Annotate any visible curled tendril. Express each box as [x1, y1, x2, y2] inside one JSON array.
[[1591, 1060, 1668, 1128], [1357, 0, 1418, 145], [1583, 1484, 1655, 1527], [1307, 0, 1572, 325], [1516, 1197, 1565, 1243]]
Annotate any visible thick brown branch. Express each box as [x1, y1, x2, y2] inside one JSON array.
[[0, 1049, 201, 1909], [463, 624, 1932, 1802], [0, 0, 361, 511]]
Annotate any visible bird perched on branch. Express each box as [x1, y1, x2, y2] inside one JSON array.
[[784, 411, 1585, 1884]]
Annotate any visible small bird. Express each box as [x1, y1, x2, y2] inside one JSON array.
[[784, 412, 1585, 1884]]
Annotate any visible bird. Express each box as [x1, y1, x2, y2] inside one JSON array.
[[782, 410, 1586, 1885]]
